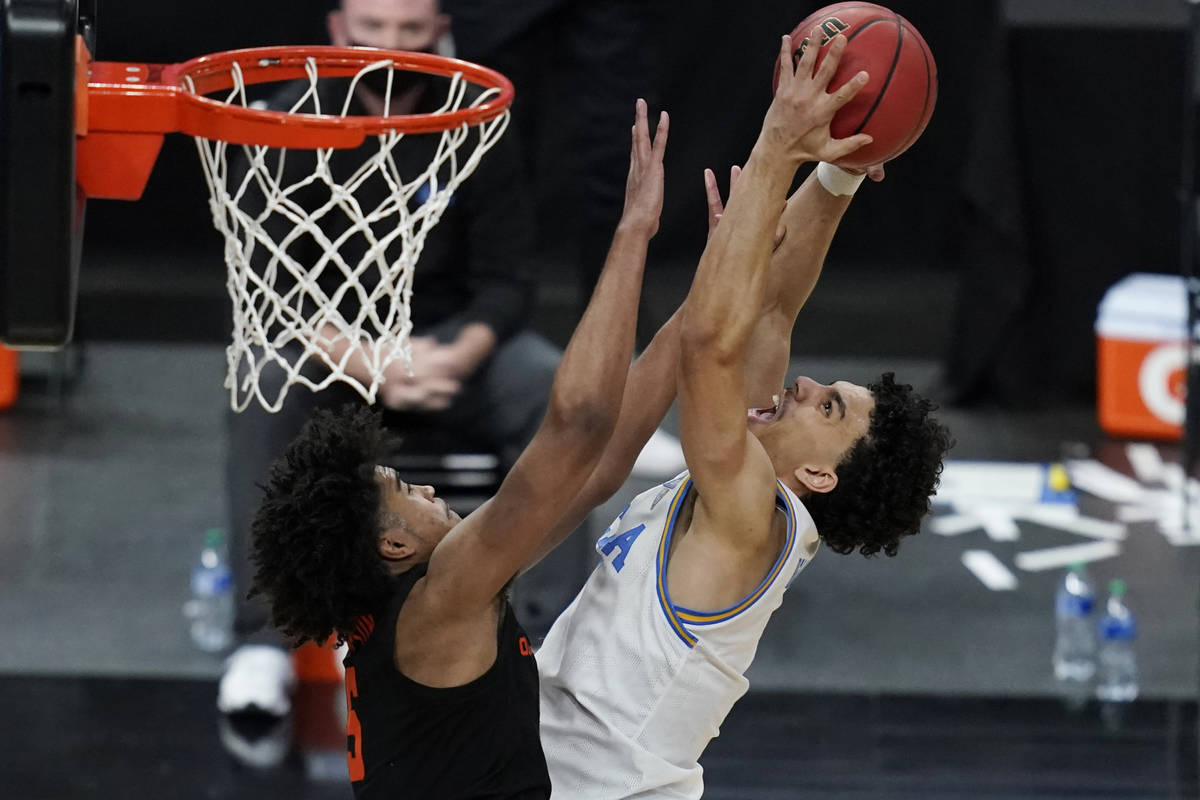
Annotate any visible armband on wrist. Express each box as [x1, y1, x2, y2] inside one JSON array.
[[816, 162, 866, 197]]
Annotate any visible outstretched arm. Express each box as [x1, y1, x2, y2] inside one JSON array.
[[678, 32, 870, 537], [738, 163, 884, 408], [521, 307, 684, 569], [420, 100, 669, 613], [522, 135, 804, 568]]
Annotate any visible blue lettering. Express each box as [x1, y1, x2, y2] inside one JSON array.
[[598, 524, 645, 572]]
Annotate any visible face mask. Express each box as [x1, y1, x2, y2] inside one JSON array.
[[348, 41, 436, 102]]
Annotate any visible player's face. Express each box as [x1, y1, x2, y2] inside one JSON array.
[[375, 466, 460, 555], [749, 377, 874, 490], [335, 0, 447, 52]]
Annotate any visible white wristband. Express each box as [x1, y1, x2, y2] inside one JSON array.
[[816, 162, 866, 197]]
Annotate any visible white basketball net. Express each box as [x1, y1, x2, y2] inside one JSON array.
[[187, 58, 510, 412]]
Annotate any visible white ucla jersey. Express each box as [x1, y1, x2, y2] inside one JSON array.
[[538, 470, 816, 799]]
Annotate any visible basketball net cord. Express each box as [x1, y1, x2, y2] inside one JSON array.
[[186, 58, 510, 412]]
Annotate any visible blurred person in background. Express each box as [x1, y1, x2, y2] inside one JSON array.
[[217, 0, 682, 765]]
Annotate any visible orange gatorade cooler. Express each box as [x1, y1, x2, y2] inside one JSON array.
[[1095, 273, 1187, 441], [0, 345, 17, 410]]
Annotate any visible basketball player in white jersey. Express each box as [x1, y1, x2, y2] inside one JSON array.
[[532, 33, 953, 797]]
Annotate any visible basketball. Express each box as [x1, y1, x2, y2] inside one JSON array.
[[773, 2, 937, 169]]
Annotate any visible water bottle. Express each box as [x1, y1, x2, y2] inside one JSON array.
[[1096, 579, 1138, 702], [1053, 563, 1096, 683], [186, 528, 234, 652]]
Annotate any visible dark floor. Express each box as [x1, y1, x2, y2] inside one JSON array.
[[3, 675, 1194, 800]]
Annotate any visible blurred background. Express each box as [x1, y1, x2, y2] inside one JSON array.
[[1, 0, 1198, 797]]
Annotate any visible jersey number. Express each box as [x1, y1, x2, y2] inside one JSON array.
[[598, 523, 645, 572], [345, 666, 365, 781]]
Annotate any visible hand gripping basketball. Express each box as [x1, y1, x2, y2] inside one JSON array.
[[774, 3, 939, 169], [763, 32, 872, 166]]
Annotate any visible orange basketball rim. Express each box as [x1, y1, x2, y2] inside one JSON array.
[[74, 37, 515, 200]]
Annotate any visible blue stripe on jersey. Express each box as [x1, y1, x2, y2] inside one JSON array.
[[671, 480, 798, 626], [654, 477, 698, 648]]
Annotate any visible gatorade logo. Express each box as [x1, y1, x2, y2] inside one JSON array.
[[1138, 343, 1193, 425]]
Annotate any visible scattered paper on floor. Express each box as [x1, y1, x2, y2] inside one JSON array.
[[962, 550, 1018, 590]]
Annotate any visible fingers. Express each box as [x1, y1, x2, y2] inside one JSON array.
[[421, 393, 456, 411], [829, 70, 870, 111], [812, 33, 847, 88], [704, 165, 743, 232], [703, 169, 723, 235], [704, 168, 722, 214], [828, 133, 873, 162], [632, 97, 649, 165], [797, 29, 823, 79], [632, 99, 668, 165], [866, 164, 885, 182], [651, 109, 669, 159], [422, 376, 461, 405], [777, 34, 796, 86], [385, 375, 461, 411]]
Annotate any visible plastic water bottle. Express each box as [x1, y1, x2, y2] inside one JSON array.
[[1053, 563, 1096, 683], [1096, 579, 1138, 702], [186, 528, 234, 652]]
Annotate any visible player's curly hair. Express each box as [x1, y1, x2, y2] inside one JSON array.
[[803, 373, 953, 558], [248, 404, 398, 646]]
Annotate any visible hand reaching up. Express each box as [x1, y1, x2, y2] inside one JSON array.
[[620, 98, 669, 237], [762, 31, 873, 165]]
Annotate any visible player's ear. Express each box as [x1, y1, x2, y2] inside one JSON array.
[[378, 529, 417, 562], [327, 10, 347, 46], [794, 464, 837, 494], [435, 13, 452, 42]]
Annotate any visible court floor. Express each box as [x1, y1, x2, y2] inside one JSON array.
[[1, 342, 1197, 797], [2, 675, 1194, 799]]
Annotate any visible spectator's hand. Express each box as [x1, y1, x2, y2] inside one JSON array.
[[704, 165, 786, 251], [380, 337, 465, 411], [620, 98, 669, 237], [409, 336, 477, 381], [763, 32, 872, 165]]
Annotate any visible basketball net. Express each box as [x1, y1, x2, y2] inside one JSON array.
[[187, 58, 510, 412]]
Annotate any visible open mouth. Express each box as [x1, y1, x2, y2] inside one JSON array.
[[748, 393, 782, 424]]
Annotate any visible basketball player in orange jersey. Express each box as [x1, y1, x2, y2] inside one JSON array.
[[246, 99, 669, 799], [535, 33, 952, 797]]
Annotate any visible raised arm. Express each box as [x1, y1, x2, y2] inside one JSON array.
[[740, 162, 883, 408], [521, 307, 684, 569], [678, 32, 870, 534], [523, 143, 838, 566], [420, 100, 669, 613]]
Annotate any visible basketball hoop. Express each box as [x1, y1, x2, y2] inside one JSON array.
[[76, 45, 514, 412]]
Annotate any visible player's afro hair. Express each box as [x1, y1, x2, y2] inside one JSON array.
[[803, 373, 953, 558], [248, 404, 397, 646]]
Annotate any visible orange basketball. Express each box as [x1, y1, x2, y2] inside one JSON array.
[[773, 2, 937, 169]]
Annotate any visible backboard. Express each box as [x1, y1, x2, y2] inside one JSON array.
[[0, 0, 94, 347]]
